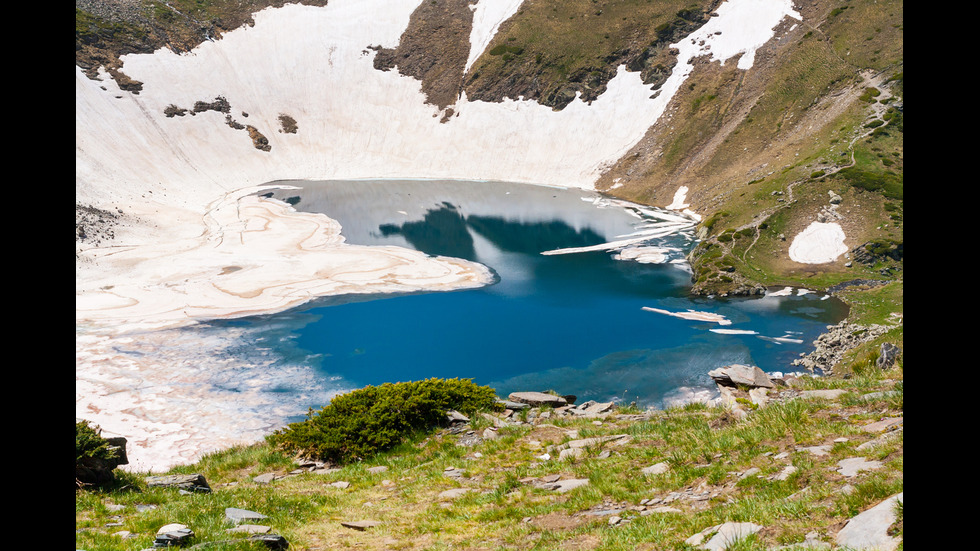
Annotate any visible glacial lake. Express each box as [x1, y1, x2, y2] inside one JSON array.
[[217, 179, 847, 415]]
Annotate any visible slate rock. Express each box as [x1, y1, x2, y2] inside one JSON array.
[[253, 472, 280, 484], [641, 461, 670, 475], [153, 524, 194, 548], [249, 533, 290, 550], [341, 520, 381, 531], [836, 492, 903, 550], [837, 457, 883, 477], [507, 391, 568, 407], [226, 507, 268, 525], [545, 478, 589, 493], [145, 474, 211, 493], [686, 522, 763, 550], [708, 364, 774, 388]]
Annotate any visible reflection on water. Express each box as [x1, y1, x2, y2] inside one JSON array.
[[243, 179, 848, 410]]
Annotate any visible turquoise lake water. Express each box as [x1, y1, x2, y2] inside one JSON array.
[[215, 179, 846, 413]]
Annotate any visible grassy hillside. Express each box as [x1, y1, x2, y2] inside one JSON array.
[[76, 360, 903, 550]]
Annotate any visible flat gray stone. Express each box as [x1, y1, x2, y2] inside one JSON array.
[[641, 461, 670, 475], [543, 478, 590, 493], [438, 488, 474, 500], [252, 472, 280, 484], [836, 492, 903, 550], [773, 465, 798, 481], [226, 507, 268, 524], [800, 389, 847, 400], [837, 457, 883, 477], [862, 417, 903, 433], [686, 522, 764, 550], [145, 473, 211, 492], [341, 520, 381, 531], [508, 391, 568, 407], [798, 445, 831, 457]]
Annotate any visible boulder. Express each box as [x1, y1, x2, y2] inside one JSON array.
[[876, 343, 902, 369], [507, 391, 568, 407], [145, 473, 212, 493], [708, 364, 774, 388], [835, 493, 903, 551]]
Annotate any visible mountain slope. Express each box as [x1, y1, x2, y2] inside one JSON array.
[[75, 0, 902, 298]]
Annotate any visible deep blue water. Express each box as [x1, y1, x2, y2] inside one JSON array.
[[218, 179, 847, 411]]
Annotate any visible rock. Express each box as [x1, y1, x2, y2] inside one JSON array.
[[835, 493, 903, 550], [252, 472, 280, 485], [800, 389, 847, 400], [641, 461, 670, 475], [642, 506, 682, 514], [558, 448, 584, 461], [438, 488, 473, 500], [507, 391, 568, 407], [773, 465, 797, 481], [154, 524, 194, 547], [837, 457, 883, 477], [341, 520, 381, 531], [226, 507, 268, 524], [861, 417, 903, 433], [547, 478, 590, 493], [876, 343, 902, 369], [249, 533, 290, 550], [685, 522, 763, 550], [145, 474, 212, 493], [708, 364, 774, 388], [798, 445, 831, 457]]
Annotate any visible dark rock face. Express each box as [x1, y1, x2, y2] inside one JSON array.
[[371, 0, 474, 111], [876, 342, 902, 369]]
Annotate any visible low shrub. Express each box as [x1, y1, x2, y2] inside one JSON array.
[[76, 421, 127, 488], [267, 378, 498, 464]]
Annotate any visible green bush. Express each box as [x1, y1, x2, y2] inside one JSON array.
[[76, 421, 117, 462], [267, 378, 498, 464]]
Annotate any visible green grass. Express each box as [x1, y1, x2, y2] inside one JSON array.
[[78, 377, 903, 550]]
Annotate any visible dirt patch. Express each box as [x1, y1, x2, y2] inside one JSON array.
[[530, 512, 594, 531]]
